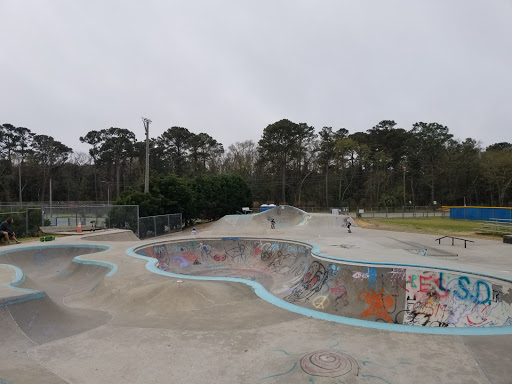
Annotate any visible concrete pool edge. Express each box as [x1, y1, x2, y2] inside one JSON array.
[[126, 238, 512, 335]]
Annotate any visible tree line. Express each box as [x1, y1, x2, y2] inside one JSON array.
[[1, 120, 511, 216]]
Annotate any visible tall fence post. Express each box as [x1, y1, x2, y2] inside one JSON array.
[[25, 209, 29, 238], [136, 206, 140, 238], [153, 216, 157, 238]]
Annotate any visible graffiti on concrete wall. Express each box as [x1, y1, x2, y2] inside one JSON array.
[[403, 270, 512, 327], [136, 239, 512, 328]]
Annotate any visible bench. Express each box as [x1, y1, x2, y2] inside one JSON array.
[[435, 236, 474, 248], [475, 221, 512, 236]]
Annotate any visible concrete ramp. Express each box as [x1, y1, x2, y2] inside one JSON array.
[[0, 245, 113, 345], [253, 205, 310, 227], [206, 206, 310, 235], [6, 295, 111, 344], [81, 229, 140, 242]]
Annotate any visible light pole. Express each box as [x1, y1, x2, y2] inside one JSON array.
[[102, 181, 110, 205], [403, 166, 407, 206], [13, 154, 22, 205], [142, 117, 152, 194]]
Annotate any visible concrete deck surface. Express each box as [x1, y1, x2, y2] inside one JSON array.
[[0, 214, 511, 384]]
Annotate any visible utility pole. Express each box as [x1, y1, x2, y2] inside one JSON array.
[[403, 166, 407, 206], [142, 117, 152, 194]]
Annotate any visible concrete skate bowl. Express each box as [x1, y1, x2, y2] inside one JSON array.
[[130, 238, 512, 335], [208, 205, 310, 234], [0, 245, 116, 344]]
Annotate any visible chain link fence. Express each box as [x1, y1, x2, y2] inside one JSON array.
[[139, 213, 182, 239], [0, 208, 43, 239], [355, 206, 447, 218], [251, 206, 447, 217], [43, 205, 139, 236]]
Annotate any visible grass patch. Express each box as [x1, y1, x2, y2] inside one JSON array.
[[355, 217, 502, 240]]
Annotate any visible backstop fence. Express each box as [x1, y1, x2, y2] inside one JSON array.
[[138, 213, 182, 239], [1, 204, 184, 239], [43, 205, 139, 236]]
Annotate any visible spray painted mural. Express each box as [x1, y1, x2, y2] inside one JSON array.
[[136, 238, 512, 328]]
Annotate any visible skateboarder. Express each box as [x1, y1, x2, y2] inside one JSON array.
[[270, 218, 275, 229], [0, 217, 20, 245], [347, 220, 352, 233], [191, 227, 197, 235]]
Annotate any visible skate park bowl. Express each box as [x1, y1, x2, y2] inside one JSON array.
[[0, 245, 116, 344], [130, 237, 512, 335]]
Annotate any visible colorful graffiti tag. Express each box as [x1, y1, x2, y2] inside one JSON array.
[[136, 239, 512, 328]]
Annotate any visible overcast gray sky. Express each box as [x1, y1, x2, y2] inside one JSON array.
[[1, 0, 511, 154]]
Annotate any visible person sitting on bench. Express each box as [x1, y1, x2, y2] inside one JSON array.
[[0, 217, 20, 245]]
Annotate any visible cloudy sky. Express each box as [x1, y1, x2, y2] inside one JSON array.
[[1, 0, 511, 154]]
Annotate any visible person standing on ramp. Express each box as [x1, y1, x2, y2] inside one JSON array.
[[347, 219, 352, 233], [270, 218, 275, 229]]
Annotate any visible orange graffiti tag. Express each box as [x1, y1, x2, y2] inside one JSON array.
[[359, 288, 395, 323]]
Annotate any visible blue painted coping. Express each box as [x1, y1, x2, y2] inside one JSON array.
[[126, 238, 512, 335], [0, 263, 44, 298], [0, 244, 117, 306], [0, 243, 116, 277]]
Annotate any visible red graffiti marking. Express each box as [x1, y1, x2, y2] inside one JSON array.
[[419, 275, 433, 292], [214, 254, 226, 261], [359, 288, 395, 323], [330, 280, 346, 297], [467, 303, 492, 325], [413, 302, 448, 321], [467, 316, 488, 325], [181, 252, 198, 262]]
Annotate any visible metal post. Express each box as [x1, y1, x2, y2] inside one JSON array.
[[168, 214, 170, 234], [19, 161, 22, 205], [49, 178, 52, 219], [153, 216, 157, 238], [142, 117, 152, 194], [136, 205, 140, 238], [403, 166, 406, 206], [25, 209, 28, 238]]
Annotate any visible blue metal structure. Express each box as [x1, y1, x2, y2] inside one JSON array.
[[448, 206, 512, 221]]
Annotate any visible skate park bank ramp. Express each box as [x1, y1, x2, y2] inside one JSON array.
[[131, 238, 512, 334], [207, 205, 310, 234], [0, 245, 115, 344]]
